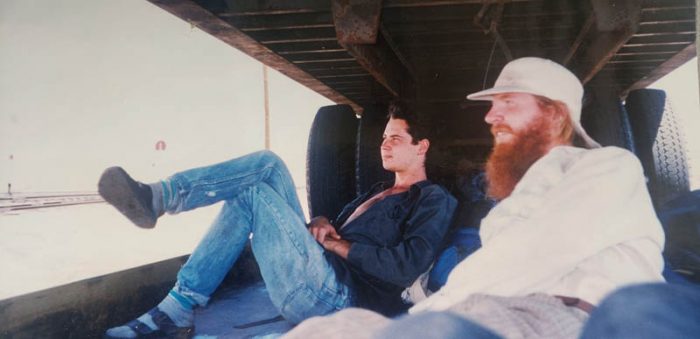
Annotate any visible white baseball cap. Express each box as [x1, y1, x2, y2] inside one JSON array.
[[467, 57, 601, 148]]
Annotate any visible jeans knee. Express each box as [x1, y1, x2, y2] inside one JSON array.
[[279, 284, 339, 324], [252, 150, 290, 177], [582, 283, 700, 339], [603, 283, 674, 309], [254, 150, 283, 166], [588, 283, 680, 328]]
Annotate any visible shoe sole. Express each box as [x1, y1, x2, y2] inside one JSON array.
[[98, 167, 156, 228]]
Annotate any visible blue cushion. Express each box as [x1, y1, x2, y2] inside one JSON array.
[[658, 190, 700, 283], [428, 227, 482, 291], [427, 172, 494, 292]]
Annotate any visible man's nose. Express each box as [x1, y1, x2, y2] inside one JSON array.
[[484, 106, 502, 125], [381, 139, 391, 150]]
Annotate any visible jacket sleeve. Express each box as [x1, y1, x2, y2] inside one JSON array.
[[345, 187, 457, 287]]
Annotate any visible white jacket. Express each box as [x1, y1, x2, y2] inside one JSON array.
[[411, 146, 665, 313]]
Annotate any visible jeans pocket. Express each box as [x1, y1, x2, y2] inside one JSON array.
[[280, 284, 341, 324]]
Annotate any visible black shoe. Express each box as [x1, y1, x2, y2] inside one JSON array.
[[104, 307, 194, 339], [98, 166, 159, 228]]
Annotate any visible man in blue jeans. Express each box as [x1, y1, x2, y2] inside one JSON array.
[[99, 102, 456, 338]]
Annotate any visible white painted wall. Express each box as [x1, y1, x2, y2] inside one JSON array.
[[0, 0, 331, 193], [0, 0, 332, 299]]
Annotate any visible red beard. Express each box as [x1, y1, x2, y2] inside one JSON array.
[[485, 117, 553, 200]]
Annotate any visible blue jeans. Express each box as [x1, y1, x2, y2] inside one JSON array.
[[580, 283, 700, 338], [376, 312, 502, 339], [163, 150, 354, 323]]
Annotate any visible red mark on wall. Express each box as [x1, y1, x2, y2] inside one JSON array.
[[155, 140, 167, 151]]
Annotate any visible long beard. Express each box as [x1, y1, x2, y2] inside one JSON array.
[[485, 120, 552, 200]]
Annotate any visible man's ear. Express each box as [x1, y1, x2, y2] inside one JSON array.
[[418, 139, 430, 155], [556, 108, 568, 125], [553, 107, 570, 135]]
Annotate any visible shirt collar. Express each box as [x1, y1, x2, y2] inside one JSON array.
[[376, 179, 432, 195]]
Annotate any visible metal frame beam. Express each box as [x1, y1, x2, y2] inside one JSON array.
[[332, 0, 383, 44], [623, 42, 697, 97], [383, 0, 532, 8], [570, 0, 643, 84], [218, 0, 536, 16], [331, 0, 414, 98], [338, 35, 407, 97]]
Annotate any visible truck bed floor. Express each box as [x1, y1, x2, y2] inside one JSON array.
[[194, 282, 294, 338]]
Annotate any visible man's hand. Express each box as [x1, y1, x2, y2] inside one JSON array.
[[321, 238, 351, 259], [308, 216, 351, 258], [308, 216, 341, 243]]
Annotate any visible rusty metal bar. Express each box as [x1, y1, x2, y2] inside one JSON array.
[[383, 0, 531, 8], [331, 0, 412, 97], [623, 42, 697, 96], [220, 0, 330, 16], [563, 14, 596, 66], [572, 0, 643, 84], [331, 0, 383, 45], [339, 40, 403, 96]]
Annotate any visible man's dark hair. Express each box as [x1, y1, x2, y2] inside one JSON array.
[[387, 101, 431, 144]]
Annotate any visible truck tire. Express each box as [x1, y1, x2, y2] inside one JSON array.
[[625, 89, 690, 208], [306, 105, 358, 219], [356, 106, 393, 195]]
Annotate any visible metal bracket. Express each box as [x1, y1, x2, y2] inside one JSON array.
[[474, 0, 513, 61], [332, 0, 384, 44]]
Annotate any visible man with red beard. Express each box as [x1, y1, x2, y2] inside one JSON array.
[[284, 57, 665, 339]]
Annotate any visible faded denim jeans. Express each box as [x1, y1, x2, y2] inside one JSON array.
[[367, 283, 700, 339], [162, 150, 353, 323], [580, 283, 700, 339]]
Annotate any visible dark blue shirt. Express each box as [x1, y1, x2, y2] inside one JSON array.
[[324, 180, 457, 315]]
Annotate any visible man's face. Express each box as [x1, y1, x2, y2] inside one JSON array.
[[380, 118, 426, 172], [484, 93, 556, 200], [485, 93, 544, 145]]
